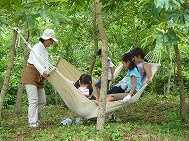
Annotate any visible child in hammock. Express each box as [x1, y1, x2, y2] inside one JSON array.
[[62, 74, 97, 108], [107, 47, 152, 96], [61, 74, 99, 125], [74, 74, 99, 124], [74, 74, 99, 105], [106, 52, 142, 102]]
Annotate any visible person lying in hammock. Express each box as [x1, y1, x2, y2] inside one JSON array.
[[107, 47, 152, 96], [74, 74, 99, 105], [106, 52, 143, 102]]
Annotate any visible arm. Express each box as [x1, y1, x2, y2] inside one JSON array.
[[110, 66, 115, 83], [31, 48, 46, 76], [122, 75, 136, 102], [143, 63, 152, 83], [128, 75, 136, 96]]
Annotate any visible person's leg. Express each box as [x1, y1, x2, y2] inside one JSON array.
[[96, 87, 100, 100], [88, 95, 96, 100], [107, 86, 124, 94], [91, 100, 99, 106], [107, 80, 110, 90], [107, 86, 117, 94], [111, 86, 125, 93], [94, 79, 101, 100], [109, 93, 128, 101], [106, 95, 116, 102], [25, 84, 39, 127], [38, 88, 46, 120]]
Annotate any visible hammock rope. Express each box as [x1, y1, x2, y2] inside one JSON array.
[[14, 27, 55, 71], [14, 27, 161, 119]]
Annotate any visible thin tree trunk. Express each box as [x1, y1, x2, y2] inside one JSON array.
[[15, 22, 29, 113], [89, 3, 98, 75], [165, 48, 172, 95], [173, 44, 185, 117], [95, 0, 108, 130], [0, 22, 18, 123]]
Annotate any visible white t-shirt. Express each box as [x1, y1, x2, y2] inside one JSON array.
[[27, 41, 48, 75]]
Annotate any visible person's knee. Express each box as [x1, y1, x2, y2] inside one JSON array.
[[39, 97, 46, 105], [106, 96, 115, 102], [28, 96, 38, 105]]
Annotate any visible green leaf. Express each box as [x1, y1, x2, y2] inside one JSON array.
[[164, 0, 169, 10], [27, 15, 35, 27], [155, 0, 164, 9], [156, 34, 164, 46], [163, 34, 169, 43], [172, 0, 181, 7], [53, 17, 60, 26], [145, 35, 156, 46], [167, 29, 178, 45], [179, 14, 185, 24], [167, 28, 176, 40], [57, 0, 69, 2], [164, 12, 177, 21]]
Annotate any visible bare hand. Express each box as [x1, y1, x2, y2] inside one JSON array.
[[146, 78, 152, 84], [111, 78, 115, 83], [43, 70, 50, 78]]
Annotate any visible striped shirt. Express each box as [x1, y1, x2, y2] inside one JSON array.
[[78, 86, 89, 97]]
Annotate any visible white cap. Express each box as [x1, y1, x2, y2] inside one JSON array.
[[40, 29, 58, 44]]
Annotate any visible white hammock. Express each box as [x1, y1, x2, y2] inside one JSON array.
[[47, 47, 161, 119], [14, 27, 161, 119]]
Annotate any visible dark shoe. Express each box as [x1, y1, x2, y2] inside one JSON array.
[[108, 114, 116, 121]]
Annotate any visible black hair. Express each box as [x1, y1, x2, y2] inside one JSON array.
[[39, 37, 44, 43], [97, 49, 102, 55], [74, 74, 92, 88], [88, 85, 93, 95], [130, 47, 146, 59], [121, 53, 137, 70], [74, 74, 85, 88], [74, 74, 93, 95]]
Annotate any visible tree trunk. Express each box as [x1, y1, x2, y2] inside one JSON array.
[[89, 3, 99, 75], [173, 44, 185, 117], [0, 22, 18, 123], [15, 22, 29, 113], [165, 48, 172, 95], [95, 0, 108, 130]]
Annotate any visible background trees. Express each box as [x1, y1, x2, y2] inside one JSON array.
[[0, 0, 188, 126]]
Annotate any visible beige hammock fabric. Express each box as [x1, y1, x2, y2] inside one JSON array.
[[47, 57, 161, 119], [14, 28, 161, 119], [55, 58, 99, 97]]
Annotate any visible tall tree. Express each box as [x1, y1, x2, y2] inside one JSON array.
[[15, 22, 29, 113], [174, 44, 185, 117], [88, 3, 99, 75], [95, 0, 108, 130], [0, 22, 18, 122], [141, 0, 188, 117]]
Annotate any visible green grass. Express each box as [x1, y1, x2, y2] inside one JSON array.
[[1, 94, 189, 141]]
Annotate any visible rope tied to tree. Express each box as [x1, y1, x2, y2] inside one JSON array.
[[14, 27, 55, 72]]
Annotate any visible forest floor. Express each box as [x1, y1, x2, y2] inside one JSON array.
[[1, 94, 189, 141]]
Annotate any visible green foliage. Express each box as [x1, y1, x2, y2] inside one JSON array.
[[0, 0, 188, 114], [1, 94, 189, 140], [45, 81, 63, 105]]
